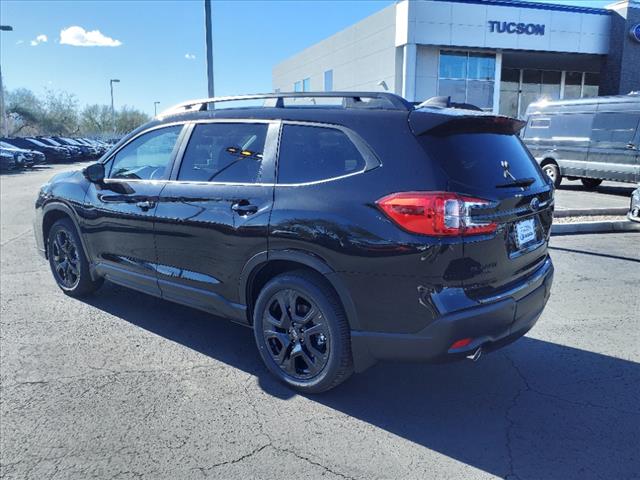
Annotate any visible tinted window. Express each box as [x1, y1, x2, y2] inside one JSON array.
[[419, 133, 546, 194], [178, 123, 268, 183], [109, 125, 181, 180], [549, 113, 594, 139], [591, 112, 640, 144], [277, 125, 366, 184], [523, 116, 551, 139]]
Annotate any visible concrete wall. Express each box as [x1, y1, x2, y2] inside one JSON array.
[[272, 4, 398, 93], [397, 0, 611, 54], [600, 1, 640, 95]]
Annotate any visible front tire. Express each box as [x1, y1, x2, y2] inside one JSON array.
[[581, 178, 603, 190], [253, 270, 353, 393], [47, 218, 103, 297], [542, 162, 562, 188]]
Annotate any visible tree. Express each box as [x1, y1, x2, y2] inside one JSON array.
[[3, 87, 150, 138], [40, 89, 79, 135], [115, 106, 149, 136], [79, 104, 112, 136], [5, 88, 44, 136]]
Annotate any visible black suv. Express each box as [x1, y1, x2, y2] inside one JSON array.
[[35, 92, 554, 392]]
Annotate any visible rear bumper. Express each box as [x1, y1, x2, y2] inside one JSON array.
[[351, 258, 553, 370]]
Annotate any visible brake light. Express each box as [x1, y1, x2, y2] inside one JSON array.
[[376, 191, 497, 236]]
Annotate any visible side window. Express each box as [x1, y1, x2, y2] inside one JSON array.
[[591, 112, 640, 144], [277, 125, 366, 184], [524, 116, 551, 139], [549, 113, 593, 139], [178, 123, 268, 183], [109, 126, 182, 180]]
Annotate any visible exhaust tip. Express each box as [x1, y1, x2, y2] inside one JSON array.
[[466, 347, 483, 362]]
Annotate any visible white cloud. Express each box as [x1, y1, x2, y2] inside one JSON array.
[[16, 40, 24, 45], [60, 26, 122, 47], [30, 34, 47, 46], [185, 53, 196, 60]]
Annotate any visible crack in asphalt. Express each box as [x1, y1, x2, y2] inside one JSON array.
[[0, 228, 33, 247]]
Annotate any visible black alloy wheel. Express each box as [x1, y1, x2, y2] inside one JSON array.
[[253, 271, 353, 393], [47, 218, 103, 297], [262, 288, 330, 379], [51, 228, 81, 289]]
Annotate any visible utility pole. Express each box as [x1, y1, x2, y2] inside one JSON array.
[[154, 101, 160, 116], [0, 25, 14, 137], [110, 78, 120, 135], [204, 0, 215, 107]]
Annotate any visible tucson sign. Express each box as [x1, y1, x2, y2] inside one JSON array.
[[488, 21, 545, 35]]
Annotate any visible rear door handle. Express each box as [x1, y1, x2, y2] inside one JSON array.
[[231, 202, 258, 215], [136, 200, 155, 211]]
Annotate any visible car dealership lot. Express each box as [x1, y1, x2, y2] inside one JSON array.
[[1, 165, 639, 480]]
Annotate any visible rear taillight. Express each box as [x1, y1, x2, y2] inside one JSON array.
[[376, 191, 497, 237]]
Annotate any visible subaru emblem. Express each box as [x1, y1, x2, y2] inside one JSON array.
[[530, 197, 540, 211]]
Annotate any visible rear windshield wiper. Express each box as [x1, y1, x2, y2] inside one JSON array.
[[495, 177, 536, 189]]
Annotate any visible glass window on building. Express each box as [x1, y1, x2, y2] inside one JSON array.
[[324, 70, 333, 92], [499, 68, 520, 119], [302, 78, 311, 92], [564, 72, 582, 99], [294, 81, 302, 92], [438, 51, 495, 110], [583, 73, 600, 98]]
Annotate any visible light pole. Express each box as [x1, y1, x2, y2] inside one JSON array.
[[204, 0, 214, 107], [110, 78, 120, 135], [1, 25, 14, 137], [154, 101, 160, 116]]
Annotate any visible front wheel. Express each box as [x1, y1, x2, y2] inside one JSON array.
[[47, 218, 103, 297], [542, 163, 562, 188], [581, 178, 603, 190], [253, 271, 353, 393]]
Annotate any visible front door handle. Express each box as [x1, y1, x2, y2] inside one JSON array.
[[136, 200, 155, 211], [231, 201, 258, 215], [626, 143, 637, 150]]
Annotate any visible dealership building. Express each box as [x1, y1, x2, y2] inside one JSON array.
[[272, 0, 640, 117]]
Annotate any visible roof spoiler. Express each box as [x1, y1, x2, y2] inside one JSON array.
[[409, 108, 525, 136]]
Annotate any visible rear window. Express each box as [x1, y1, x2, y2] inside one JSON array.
[[419, 133, 546, 194], [277, 125, 366, 184]]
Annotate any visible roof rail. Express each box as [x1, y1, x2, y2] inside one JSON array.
[[159, 91, 413, 116]]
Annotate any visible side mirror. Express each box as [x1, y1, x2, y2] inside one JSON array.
[[83, 162, 105, 184]]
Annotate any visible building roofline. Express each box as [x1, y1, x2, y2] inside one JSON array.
[[433, 0, 611, 15]]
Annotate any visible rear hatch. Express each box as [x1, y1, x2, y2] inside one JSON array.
[[411, 109, 554, 297]]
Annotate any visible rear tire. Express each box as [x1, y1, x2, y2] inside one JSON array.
[[581, 178, 602, 190], [542, 162, 562, 188], [47, 218, 103, 297], [253, 270, 353, 393]]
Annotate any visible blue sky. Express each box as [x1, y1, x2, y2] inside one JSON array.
[[1, 0, 611, 115]]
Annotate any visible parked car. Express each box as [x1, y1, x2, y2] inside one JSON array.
[[1, 137, 70, 163], [34, 92, 554, 393], [629, 186, 640, 222], [0, 141, 46, 168], [50, 137, 96, 159], [35, 137, 82, 160], [522, 93, 640, 189], [0, 147, 19, 171]]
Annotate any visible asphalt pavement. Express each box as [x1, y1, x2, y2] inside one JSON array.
[[554, 180, 635, 211], [1, 164, 639, 480]]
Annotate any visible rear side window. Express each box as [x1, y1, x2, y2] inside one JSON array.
[[419, 133, 546, 194], [277, 125, 366, 184], [591, 112, 640, 144], [178, 123, 268, 183]]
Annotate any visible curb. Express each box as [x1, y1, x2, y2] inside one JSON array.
[[551, 220, 640, 235], [554, 207, 629, 218]]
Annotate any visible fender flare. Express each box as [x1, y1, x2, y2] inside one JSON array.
[[239, 249, 362, 331], [41, 201, 98, 280]]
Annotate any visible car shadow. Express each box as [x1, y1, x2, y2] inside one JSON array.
[[84, 282, 639, 479]]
